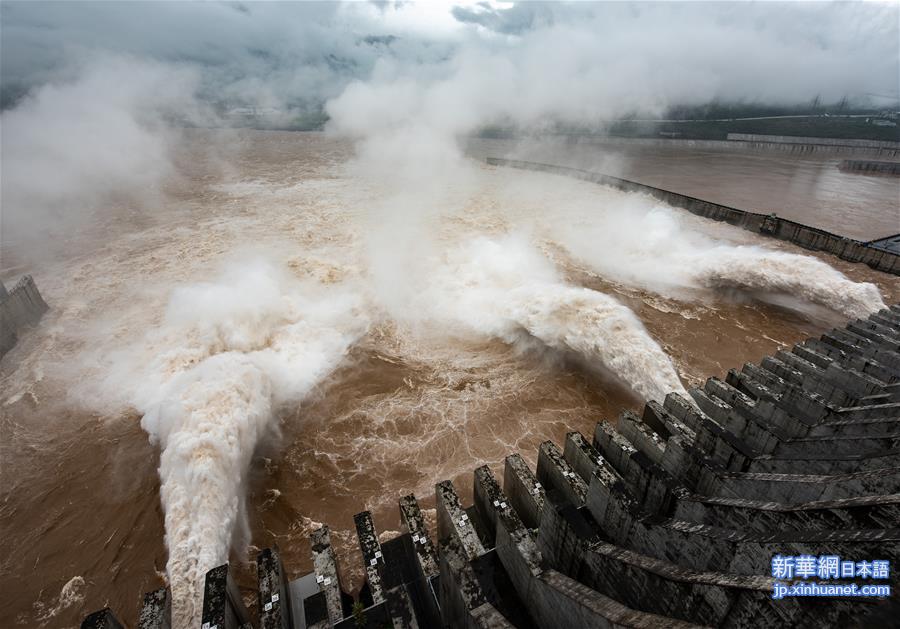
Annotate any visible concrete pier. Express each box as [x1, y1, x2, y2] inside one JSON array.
[[200, 564, 251, 629], [0, 274, 49, 359], [138, 588, 170, 629], [84, 305, 900, 627], [258, 548, 291, 629]]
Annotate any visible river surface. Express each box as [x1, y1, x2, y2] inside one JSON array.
[[466, 137, 900, 241], [1, 130, 897, 627]]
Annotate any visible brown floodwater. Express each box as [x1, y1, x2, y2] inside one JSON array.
[[1, 130, 897, 628], [466, 137, 900, 241]]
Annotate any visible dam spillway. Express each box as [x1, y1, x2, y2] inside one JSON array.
[[5, 133, 897, 628], [84, 304, 900, 628], [0, 275, 49, 359]]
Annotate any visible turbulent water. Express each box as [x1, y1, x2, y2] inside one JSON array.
[[1, 130, 896, 628], [415, 235, 689, 402], [128, 261, 369, 623]]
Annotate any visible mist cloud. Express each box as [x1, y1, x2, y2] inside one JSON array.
[[0, 1, 456, 111], [326, 2, 898, 144], [0, 54, 209, 257], [2, 1, 895, 267], [2, 2, 896, 276], [2, 1, 897, 116]]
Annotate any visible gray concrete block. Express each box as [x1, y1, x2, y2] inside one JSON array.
[[503, 453, 545, 530], [399, 494, 439, 579], [537, 440, 587, 507], [137, 588, 170, 629], [201, 564, 251, 629], [353, 511, 385, 604], [436, 480, 485, 561], [310, 526, 345, 625]]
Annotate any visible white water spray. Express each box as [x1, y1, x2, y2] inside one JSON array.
[[415, 235, 687, 402], [689, 246, 885, 319], [131, 259, 368, 625], [546, 201, 886, 318]]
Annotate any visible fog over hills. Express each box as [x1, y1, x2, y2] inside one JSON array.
[[3, 1, 897, 253], [2, 1, 898, 116]]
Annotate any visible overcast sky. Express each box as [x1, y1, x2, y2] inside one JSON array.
[[1, 1, 898, 260], [2, 1, 898, 114]]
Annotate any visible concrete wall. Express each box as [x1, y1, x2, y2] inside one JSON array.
[[564, 135, 900, 157], [0, 275, 49, 359], [486, 158, 900, 276], [839, 160, 900, 176], [726, 133, 900, 150]]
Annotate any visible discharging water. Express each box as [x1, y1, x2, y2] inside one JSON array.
[[1, 130, 897, 627]]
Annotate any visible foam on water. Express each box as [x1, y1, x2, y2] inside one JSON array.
[[536, 195, 886, 318], [414, 234, 687, 402], [128, 259, 368, 624]]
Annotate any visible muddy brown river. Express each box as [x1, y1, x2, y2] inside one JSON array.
[[1, 130, 897, 627]]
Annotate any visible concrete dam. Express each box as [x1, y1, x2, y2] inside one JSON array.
[[0, 275, 49, 359], [83, 304, 900, 628], [67, 160, 899, 628], [839, 160, 900, 177]]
